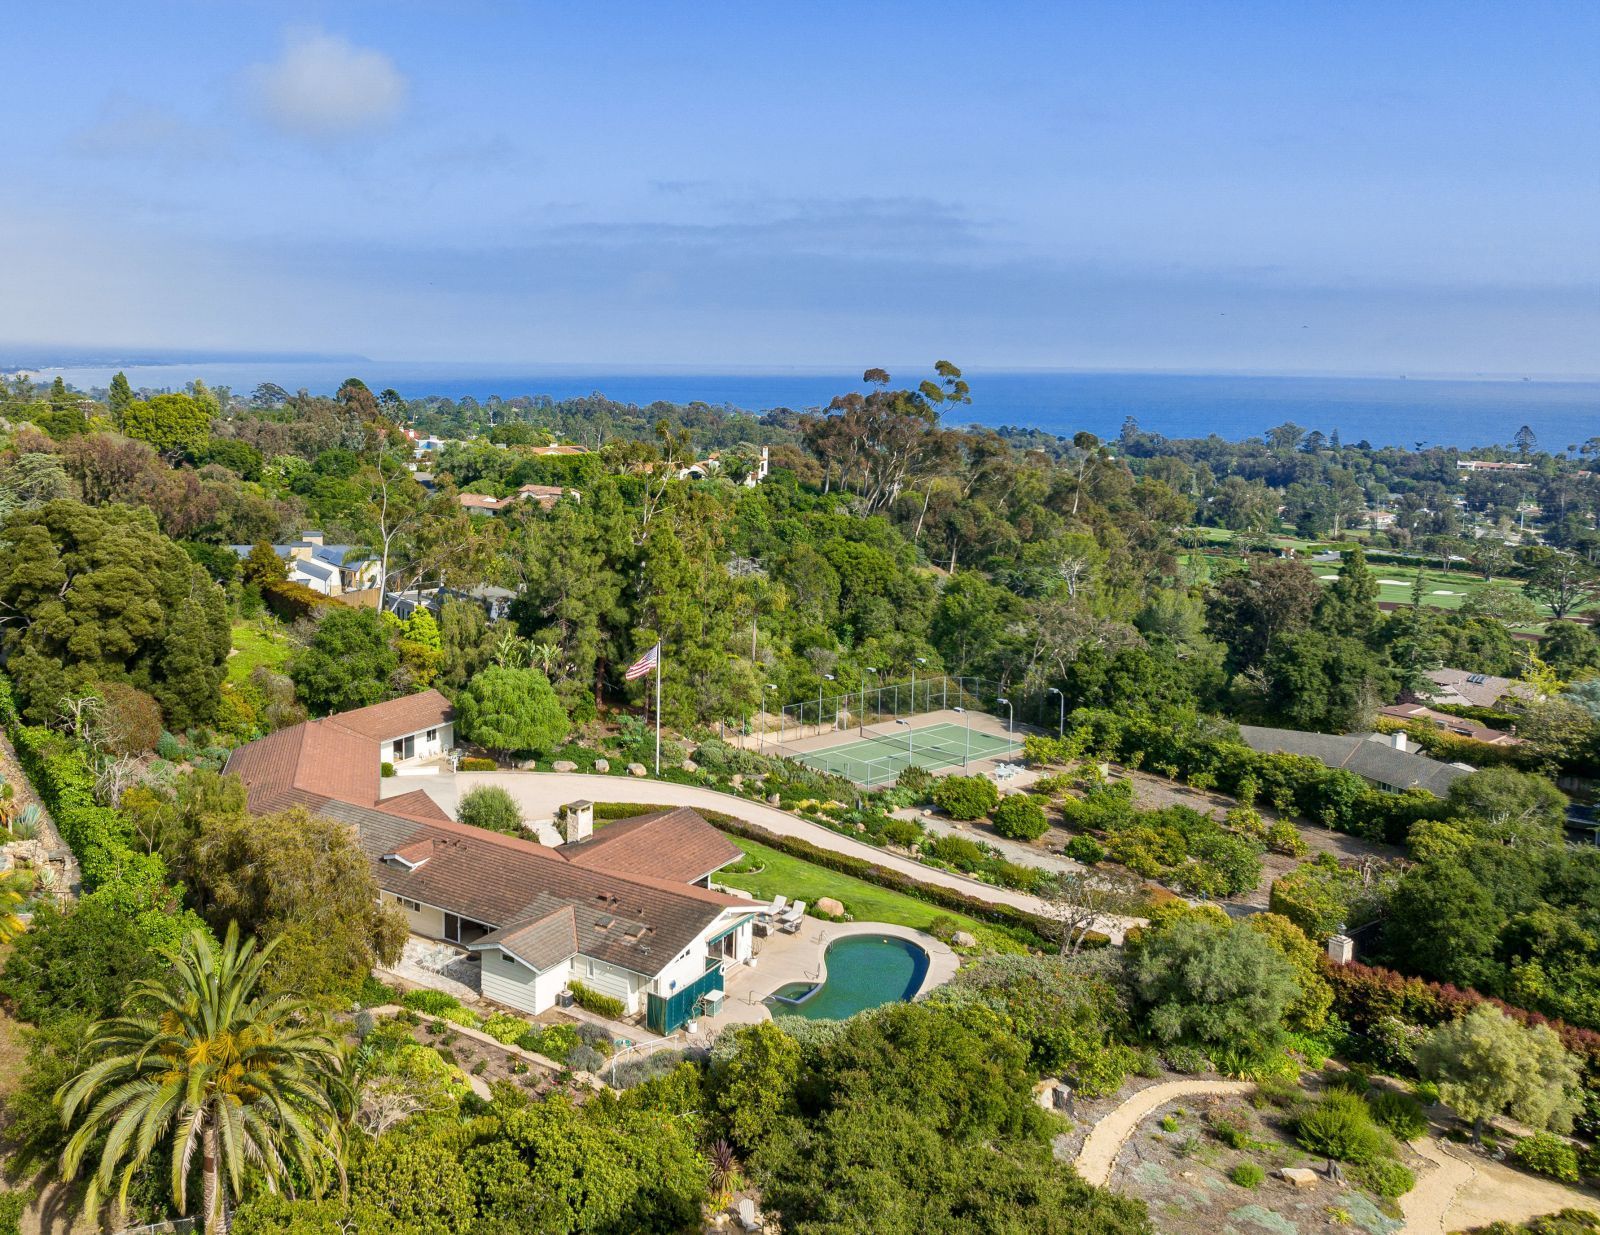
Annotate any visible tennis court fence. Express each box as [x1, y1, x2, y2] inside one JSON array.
[[777, 675, 1013, 737]]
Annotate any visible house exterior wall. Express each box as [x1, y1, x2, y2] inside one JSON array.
[[387, 722, 452, 765], [480, 951, 573, 1015], [383, 892, 445, 938], [573, 954, 648, 1014], [290, 566, 338, 596]]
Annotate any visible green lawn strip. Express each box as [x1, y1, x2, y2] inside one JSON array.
[[716, 835, 1020, 953], [227, 620, 293, 684]]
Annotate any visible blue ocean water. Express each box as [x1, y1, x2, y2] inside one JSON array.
[[41, 361, 1600, 451]]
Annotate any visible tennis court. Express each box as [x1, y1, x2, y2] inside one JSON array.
[[794, 721, 1023, 787]]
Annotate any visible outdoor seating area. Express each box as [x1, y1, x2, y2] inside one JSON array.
[[754, 894, 807, 936]]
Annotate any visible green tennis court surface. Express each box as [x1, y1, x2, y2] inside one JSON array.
[[795, 721, 1022, 787]]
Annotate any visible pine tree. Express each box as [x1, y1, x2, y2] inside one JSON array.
[[107, 371, 135, 420]]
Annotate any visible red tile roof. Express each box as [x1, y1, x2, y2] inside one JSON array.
[[331, 690, 453, 741], [224, 718, 379, 814]]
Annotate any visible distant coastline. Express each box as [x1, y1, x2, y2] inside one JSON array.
[[21, 361, 1600, 451]]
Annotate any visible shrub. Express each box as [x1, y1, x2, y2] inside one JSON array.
[[483, 1012, 529, 1045], [155, 731, 184, 762], [895, 764, 935, 799], [402, 988, 462, 1016], [577, 1020, 613, 1049], [1367, 1090, 1428, 1141], [459, 756, 497, 771], [358, 974, 399, 1007], [1065, 834, 1106, 864], [381, 761, 396, 778], [1512, 1132, 1581, 1182], [568, 981, 624, 1019], [457, 784, 523, 835], [926, 915, 962, 944], [879, 817, 923, 847], [92, 682, 164, 754], [1209, 1114, 1262, 1151], [1163, 1044, 1211, 1075], [566, 1044, 606, 1073], [991, 794, 1050, 841], [1353, 1158, 1416, 1198], [1295, 1091, 1391, 1165], [0, 1187, 35, 1235], [932, 774, 1000, 821], [1229, 1163, 1265, 1189]]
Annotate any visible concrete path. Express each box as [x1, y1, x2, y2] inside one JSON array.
[[390, 770, 1058, 917], [1074, 1079, 1256, 1187]]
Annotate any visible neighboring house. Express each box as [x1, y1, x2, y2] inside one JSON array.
[[1422, 668, 1536, 710], [224, 699, 759, 1033], [675, 446, 770, 487], [228, 531, 381, 597], [387, 584, 517, 623], [1377, 703, 1526, 747], [1457, 460, 1532, 473], [457, 485, 579, 515], [527, 443, 589, 457], [1238, 725, 1474, 796]]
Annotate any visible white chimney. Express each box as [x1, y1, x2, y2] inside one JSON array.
[[562, 800, 594, 843], [1326, 934, 1355, 964]]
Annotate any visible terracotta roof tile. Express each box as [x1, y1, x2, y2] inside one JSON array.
[[331, 690, 453, 741], [563, 807, 742, 883]]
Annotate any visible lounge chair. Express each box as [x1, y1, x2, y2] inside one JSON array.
[[736, 1197, 762, 1232], [779, 901, 807, 933]]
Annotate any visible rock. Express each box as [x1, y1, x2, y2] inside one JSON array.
[[854, 822, 866, 832], [1279, 1167, 1318, 1189], [552, 760, 578, 773], [516, 759, 539, 770], [767, 794, 780, 805], [815, 897, 845, 917], [730, 774, 743, 788], [681, 759, 698, 773], [951, 930, 978, 948], [628, 763, 648, 777], [592, 758, 609, 773]]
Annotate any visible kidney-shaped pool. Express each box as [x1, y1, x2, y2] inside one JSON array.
[[764, 934, 931, 1021]]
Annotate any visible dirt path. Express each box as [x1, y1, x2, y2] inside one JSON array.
[[1074, 1079, 1255, 1187], [1404, 1135, 1600, 1234]]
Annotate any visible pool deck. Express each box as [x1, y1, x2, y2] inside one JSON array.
[[686, 920, 960, 1040]]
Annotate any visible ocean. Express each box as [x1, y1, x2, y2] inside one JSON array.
[[36, 362, 1600, 451]]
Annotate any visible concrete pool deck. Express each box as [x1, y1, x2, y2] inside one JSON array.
[[686, 919, 959, 1039]]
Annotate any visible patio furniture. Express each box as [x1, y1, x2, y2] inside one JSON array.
[[736, 1197, 763, 1232], [779, 901, 807, 933]]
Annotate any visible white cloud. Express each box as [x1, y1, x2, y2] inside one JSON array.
[[246, 28, 407, 140]]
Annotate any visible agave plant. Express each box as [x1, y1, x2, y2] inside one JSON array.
[[9, 804, 41, 841]]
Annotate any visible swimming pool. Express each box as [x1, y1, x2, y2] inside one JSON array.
[[765, 934, 931, 1020]]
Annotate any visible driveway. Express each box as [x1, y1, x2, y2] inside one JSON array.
[[384, 770, 1138, 939]]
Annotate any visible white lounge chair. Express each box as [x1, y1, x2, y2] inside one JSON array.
[[768, 894, 788, 915], [736, 1197, 762, 1232], [779, 901, 807, 933]]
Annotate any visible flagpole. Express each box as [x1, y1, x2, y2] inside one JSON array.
[[653, 644, 662, 776]]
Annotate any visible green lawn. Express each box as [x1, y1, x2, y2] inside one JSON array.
[[227, 619, 294, 685], [716, 835, 1022, 953]]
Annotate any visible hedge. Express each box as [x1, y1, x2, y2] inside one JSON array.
[[1027, 710, 1452, 845], [709, 814, 1067, 946], [0, 674, 199, 951], [1371, 717, 1538, 772], [568, 981, 625, 1019], [261, 578, 340, 623]]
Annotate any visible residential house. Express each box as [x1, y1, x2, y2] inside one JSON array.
[[228, 531, 381, 597], [1238, 725, 1474, 796], [387, 584, 517, 623], [457, 485, 579, 515], [675, 446, 770, 487], [1422, 668, 1536, 710], [1377, 703, 1525, 747], [223, 700, 759, 1033], [527, 443, 589, 457]]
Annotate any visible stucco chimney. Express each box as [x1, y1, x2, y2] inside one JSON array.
[[563, 800, 594, 843]]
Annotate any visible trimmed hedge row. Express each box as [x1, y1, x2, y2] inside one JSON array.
[[0, 674, 196, 950], [1027, 710, 1452, 845], [1371, 717, 1538, 772], [709, 813, 1063, 946]]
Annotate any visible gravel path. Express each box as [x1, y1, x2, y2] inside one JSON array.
[[1073, 1078, 1255, 1187], [1403, 1135, 1600, 1234]]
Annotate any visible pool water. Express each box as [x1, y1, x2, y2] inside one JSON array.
[[765, 935, 931, 1020]]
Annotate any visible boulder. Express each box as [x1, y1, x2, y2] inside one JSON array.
[[767, 794, 780, 806], [730, 774, 744, 788], [516, 759, 539, 770], [681, 759, 698, 773], [593, 758, 609, 773], [1279, 1167, 1318, 1189], [951, 930, 978, 948], [552, 760, 578, 773], [628, 763, 648, 777], [814, 897, 845, 917]]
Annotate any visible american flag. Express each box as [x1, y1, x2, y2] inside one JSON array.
[[624, 642, 660, 681]]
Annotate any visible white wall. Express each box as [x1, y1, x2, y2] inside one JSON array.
[[573, 954, 647, 1014], [481, 952, 572, 1015], [383, 892, 445, 938]]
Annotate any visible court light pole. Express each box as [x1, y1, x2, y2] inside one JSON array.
[[1046, 686, 1065, 737], [859, 666, 878, 736], [895, 717, 913, 765], [952, 706, 971, 769], [996, 696, 1013, 735], [912, 656, 927, 715], [819, 673, 835, 735], [759, 684, 777, 752]]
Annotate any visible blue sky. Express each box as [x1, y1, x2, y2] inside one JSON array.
[[3, 2, 1596, 374]]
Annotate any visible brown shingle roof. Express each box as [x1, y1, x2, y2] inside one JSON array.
[[474, 905, 578, 971], [331, 690, 453, 741], [224, 719, 379, 813], [379, 788, 455, 821], [328, 802, 749, 975], [563, 807, 742, 883]]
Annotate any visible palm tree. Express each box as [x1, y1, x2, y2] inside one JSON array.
[[530, 642, 562, 678], [58, 923, 349, 1233], [0, 870, 30, 943]]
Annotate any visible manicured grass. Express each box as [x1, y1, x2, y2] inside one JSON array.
[[716, 835, 1022, 953], [227, 619, 293, 684]]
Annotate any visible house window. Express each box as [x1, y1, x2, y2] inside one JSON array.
[[392, 734, 416, 762], [400, 898, 421, 912], [426, 728, 438, 743]]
